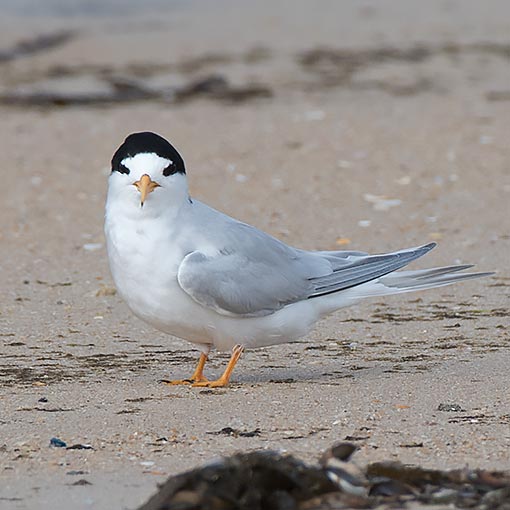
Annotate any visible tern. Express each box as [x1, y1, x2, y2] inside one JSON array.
[[105, 132, 492, 387]]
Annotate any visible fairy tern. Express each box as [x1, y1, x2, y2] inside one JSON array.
[[105, 132, 492, 387]]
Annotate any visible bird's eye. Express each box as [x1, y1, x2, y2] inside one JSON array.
[[163, 162, 177, 176], [116, 163, 130, 175]]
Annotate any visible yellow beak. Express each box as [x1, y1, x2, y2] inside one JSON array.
[[133, 174, 160, 207]]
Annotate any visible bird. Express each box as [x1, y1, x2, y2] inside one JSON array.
[[104, 131, 493, 387]]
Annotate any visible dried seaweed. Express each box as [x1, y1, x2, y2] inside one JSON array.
[[138, 443, 510, 510], [0, 31, 75, 63], [0, 74, 272, 107]]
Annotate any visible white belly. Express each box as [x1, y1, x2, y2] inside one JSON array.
[[105, 213, 321, 352], [106, 218, 211, 343]]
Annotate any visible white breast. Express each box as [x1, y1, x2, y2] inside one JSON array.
[[105, 208, 216, 344]]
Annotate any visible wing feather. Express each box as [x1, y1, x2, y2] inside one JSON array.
[[308, 243, 436, 297], [177, 216, 437, 317], [177, 221, 325, 317]]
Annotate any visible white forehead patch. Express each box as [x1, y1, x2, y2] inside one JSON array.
[[121, 152, 172, 174]]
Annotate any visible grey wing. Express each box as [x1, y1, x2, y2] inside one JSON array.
[[177, 250, 312, 317], [177, 223, 329, 317], [177, 217, 438, 317]]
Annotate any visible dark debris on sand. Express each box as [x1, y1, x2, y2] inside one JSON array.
[[0, 74, 272, 107], [0, 31, 76, 63], [138, 443, 510, 510]]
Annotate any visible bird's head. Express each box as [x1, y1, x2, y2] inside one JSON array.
[[108, 132, 188, 215]]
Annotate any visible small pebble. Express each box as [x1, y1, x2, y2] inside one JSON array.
[[50, 437, 67, 448], [304, 110, 325, 121], [83, 243, 102, 251], [67, 444, 94, 450], [71, 479, 92, 486], [337, 160, 352, 169], [437, 403, 464, 412]]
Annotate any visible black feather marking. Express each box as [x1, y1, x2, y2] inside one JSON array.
[[117, 162, 130, 175], [163, 161, 179, 176], [111, 132, 186, 174]]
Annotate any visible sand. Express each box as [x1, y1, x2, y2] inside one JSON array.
[[0, 1, 509, 509]]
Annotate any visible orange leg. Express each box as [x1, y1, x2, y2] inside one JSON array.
[[162, 352, 209, 385], [193, 345, 244, 388]]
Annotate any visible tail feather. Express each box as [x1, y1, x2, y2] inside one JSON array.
[[380, 264, 473, 287], [312, 248, 493, 314], [380, 267, 494, 292]]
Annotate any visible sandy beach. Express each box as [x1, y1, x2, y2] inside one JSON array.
[[0, 1, 509, 508]]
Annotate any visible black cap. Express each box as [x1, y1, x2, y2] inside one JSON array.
[[111, 132, 186, 175]]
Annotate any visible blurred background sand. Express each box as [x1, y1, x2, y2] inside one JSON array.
[[0, 1, 509, 509]]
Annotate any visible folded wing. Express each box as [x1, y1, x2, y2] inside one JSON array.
[[177, 218, 452, 317]]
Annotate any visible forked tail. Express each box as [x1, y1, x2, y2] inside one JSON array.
[[310, 243, 493, 304], [381, 264, 493, 290]]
